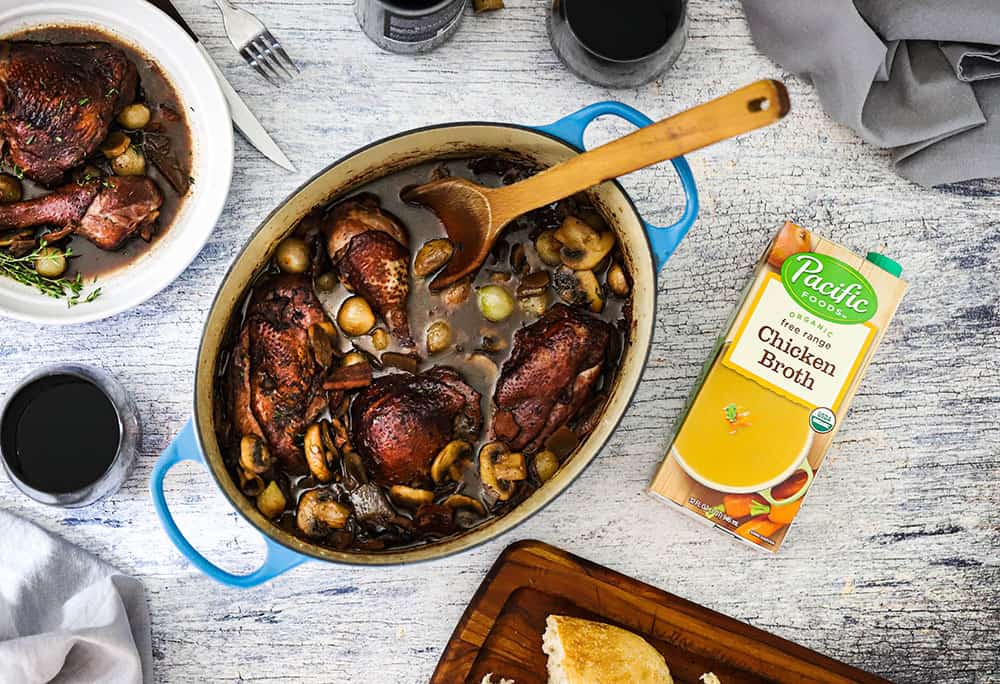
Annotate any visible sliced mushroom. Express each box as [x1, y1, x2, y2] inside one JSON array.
[[554, 216, 615, 271], [516, 270, 550, 298], [100, 131, 131, 159], [479, 441, 516, 501], [442, 494, 487, 516], [431, 440, 472, 484], [304, 421, 338, 483], [413, 238, 454, 277], [238, 469, 265, 497], [607, 263, 630, 297], [533, 450, 560, 483], [239, 435, 273, 474], [308, 322, 337, 369], [554, 266, 604, 313], [509, 243, 529, 275], [297, 489, 351, 538], [534, 230, 563, 266], [388, 485, 435, 510], [256, 481, 287, 518], [493, 451, 527, 481], [381, 351, 420, 374]]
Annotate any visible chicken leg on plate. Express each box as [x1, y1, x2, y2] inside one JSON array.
[[0, 41, 138, 186], [0, 176, 163, 250]]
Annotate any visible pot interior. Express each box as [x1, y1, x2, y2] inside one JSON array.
[[195, 122, 657, 564]]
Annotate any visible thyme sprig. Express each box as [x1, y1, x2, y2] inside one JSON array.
[[0, 241, 101, 306]]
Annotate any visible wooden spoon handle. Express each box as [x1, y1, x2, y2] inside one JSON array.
[[489, 80, 790, 226]]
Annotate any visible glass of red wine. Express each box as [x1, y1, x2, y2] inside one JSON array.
[[1, 365, 140, 507], [548, 0, 688, 88]]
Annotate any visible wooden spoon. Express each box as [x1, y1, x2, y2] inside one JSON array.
[[402, 79, 790, 291]]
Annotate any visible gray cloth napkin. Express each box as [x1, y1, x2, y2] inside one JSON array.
[[0, 510, 151, 684], [741, 0, 1000, 187]]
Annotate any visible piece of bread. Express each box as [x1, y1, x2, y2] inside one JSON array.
[[542, 615, 673, 683], [480, 675, 515, 684]]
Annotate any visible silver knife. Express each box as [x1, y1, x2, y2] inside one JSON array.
[[147, 0, 295, 172]]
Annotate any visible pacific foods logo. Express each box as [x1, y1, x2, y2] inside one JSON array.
[[780, 253, 878, 324]]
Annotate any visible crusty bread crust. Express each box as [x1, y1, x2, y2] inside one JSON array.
[[543, 615, 673, 683]]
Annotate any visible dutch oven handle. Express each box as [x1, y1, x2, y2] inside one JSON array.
[[150, 419, 308, 587], [534, 101, 700, 270]]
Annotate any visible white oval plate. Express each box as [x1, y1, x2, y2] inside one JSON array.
[[0, 0, 233, 324]]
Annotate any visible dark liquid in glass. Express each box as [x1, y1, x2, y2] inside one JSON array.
[[1, 374, 120, 494], [565, 0, 683, 61]]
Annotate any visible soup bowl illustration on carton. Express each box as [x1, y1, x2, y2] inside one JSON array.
[[670, 363, 814, 505]]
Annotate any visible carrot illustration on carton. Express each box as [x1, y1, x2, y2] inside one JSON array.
[[649, 222, 907, 553]]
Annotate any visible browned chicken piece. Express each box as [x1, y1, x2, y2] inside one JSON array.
[[0, 177, 162, 250], [322, 195, 414, 347], [350, 366, 483, 486], [0, 41, 138, 186], [492, 304, 612, 453], [230, 275, 331, 468]]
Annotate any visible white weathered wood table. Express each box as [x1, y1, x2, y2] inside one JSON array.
[[1, 1, 998, 682]]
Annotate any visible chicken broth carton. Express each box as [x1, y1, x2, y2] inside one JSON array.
[[649, 222, 907, 552]]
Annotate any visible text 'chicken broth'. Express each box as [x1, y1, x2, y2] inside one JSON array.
[[215, 157, 632, 552]]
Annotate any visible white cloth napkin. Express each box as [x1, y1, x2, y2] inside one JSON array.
[[0, 510, 151, 684]]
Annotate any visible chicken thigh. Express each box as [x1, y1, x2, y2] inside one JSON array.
[[350, 366, 482, 486], [492, 304, 612, 452], [0, 41, 138, 186], [230, 275, 331, 468]]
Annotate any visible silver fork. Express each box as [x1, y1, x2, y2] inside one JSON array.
[[214, 0, 299, 84]]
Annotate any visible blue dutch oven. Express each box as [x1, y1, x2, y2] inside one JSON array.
[[151, 102, 698, 586]]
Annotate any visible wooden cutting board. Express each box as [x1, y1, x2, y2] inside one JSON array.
[[431, 540, 890, 684]]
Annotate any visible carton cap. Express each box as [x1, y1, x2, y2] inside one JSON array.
[[866, 252, 902, 278]]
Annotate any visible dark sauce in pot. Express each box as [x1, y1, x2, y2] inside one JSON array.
[[1, 374, 120, 494], [215, 156, 632, 552], [2, 25, 194, 279]]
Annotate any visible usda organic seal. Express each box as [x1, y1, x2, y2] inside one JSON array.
[[809, 407, 836, 434]]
